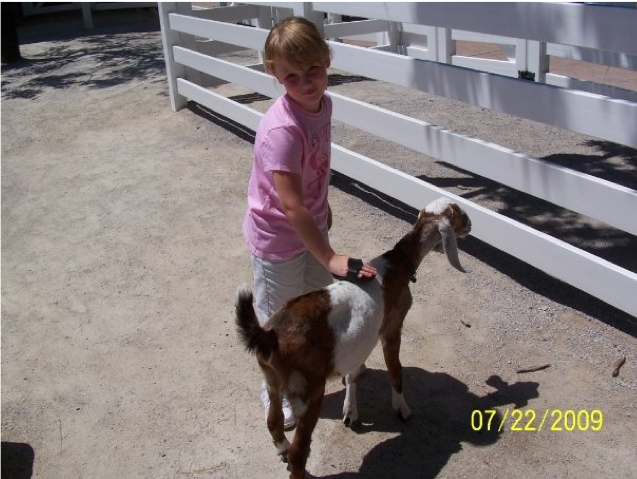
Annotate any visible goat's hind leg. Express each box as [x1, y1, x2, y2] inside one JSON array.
[[286, 384, 325, 479], [261, 365, 290, 460]]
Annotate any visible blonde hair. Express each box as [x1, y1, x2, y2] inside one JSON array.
[[263, 17, 331, 74]]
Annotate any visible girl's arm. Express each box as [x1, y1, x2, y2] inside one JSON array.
[[273, 171, 376, 278]]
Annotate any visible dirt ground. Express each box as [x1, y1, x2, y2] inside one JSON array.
[[2, 9, 637, 479]]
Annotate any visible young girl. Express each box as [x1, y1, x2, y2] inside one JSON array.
[[242, 17, 376, 428]]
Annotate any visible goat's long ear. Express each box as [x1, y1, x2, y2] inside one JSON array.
[[438, 219, 466, 273]]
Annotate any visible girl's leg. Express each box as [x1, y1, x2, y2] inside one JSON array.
[[251, 253, 306, 430], [251, 253, 306, 324]]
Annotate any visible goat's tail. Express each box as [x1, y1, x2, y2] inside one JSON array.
[[235, 284, 277, 360]]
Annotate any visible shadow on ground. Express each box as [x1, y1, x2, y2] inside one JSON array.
[[1, 442, 34, 479], [219, 74, 373, 107], [416, 161, 637, 276], [1, 8, 164, 100], [317, 367, 539, 478], [543, 139, 637, 190]]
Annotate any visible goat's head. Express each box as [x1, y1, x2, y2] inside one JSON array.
[[417, 197, 472, 272]]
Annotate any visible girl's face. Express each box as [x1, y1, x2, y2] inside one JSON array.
[[272, 56, 329, 113]]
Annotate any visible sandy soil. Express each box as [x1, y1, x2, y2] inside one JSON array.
[[2, 10, 636, 479]]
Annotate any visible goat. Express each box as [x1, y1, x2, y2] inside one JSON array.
[[235, 197, 471, 479]]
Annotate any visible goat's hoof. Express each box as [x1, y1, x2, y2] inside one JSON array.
[[287, 466, 310, 479], [287, 465, 311, 479], [280, 452, 289, 463], [343, 414, 358, 427], [396, 409, 413, 422]]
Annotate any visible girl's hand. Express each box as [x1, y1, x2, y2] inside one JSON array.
[[328, 255, 377, 279]]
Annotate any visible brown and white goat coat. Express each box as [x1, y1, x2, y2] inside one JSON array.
[[236, 197, 471, 479]]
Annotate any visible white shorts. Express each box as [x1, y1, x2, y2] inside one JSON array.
[[251, 249, 334, 325]]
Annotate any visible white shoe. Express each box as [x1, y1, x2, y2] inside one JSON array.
[[261, 385, 296, 430]]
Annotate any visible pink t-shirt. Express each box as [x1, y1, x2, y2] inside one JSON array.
[[243, 93, 332, 259]]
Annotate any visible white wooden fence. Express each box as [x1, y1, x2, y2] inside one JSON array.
[[159, 2, 637, 317]]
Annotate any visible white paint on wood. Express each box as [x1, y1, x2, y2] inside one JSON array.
[[331, 145, 637, 317], [313, 2, 637, 56], [169, 12, 268, 49], [160, 2, 637, 316], [329, 41, 637, 148], [330, 92, 637, 236]]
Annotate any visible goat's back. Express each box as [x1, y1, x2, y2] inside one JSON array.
[[325, 281, 385, 376], [244, 280, 386, 378]]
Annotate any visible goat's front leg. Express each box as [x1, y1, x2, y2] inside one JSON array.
[[380, 327, 412, 421], [342, 366, 363, 426]]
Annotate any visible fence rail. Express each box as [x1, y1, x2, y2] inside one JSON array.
[[159, 2, 637, 317]]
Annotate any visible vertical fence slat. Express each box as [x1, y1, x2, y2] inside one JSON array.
[[159, 3, 188, 111]]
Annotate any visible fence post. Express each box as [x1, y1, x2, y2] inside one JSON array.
[[1, 2, 22, 64], [527, 40, 549, 83], [291, 2, 324, 35], [159, 2, 197, 112], [436, 27, 454, 63], [21, 3, 35, 16], [514, 38, 528, 79], [326, 13, 343, 42], [515, 39, 548, 81], [387, 21, 403, 54], [81, 3, 93, 29], [255, 5, 273, 64]]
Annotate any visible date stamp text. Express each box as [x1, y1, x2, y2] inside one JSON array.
[[471, 409, 603, 432]]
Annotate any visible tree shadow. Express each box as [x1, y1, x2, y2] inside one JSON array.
[[228, 92, 272, 104], [15, 8, 160, 45], [416, 160, 637, 276], [214, 73, 373, 106], [317, 367, 539, 478], [1, 442, 35, 479], [2, 9, 165, 101], [328, 74, 374, 87], [540, 139, 637, 190], [330, 172, 637, 337], [188, 102, 257, 144]]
